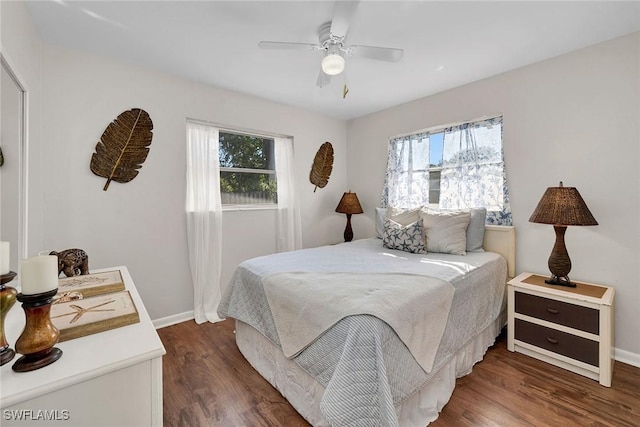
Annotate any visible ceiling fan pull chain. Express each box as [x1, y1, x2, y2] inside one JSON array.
[[343, 66, 349, 99]]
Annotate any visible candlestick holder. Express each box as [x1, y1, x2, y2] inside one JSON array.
[[12, 288, 63, 372], [1, 271, 18, 366]]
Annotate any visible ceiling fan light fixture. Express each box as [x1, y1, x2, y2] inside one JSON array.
[[322, 53, 345, 75], [321, 44, 345, 75]]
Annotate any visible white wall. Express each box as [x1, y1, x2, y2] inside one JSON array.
[[36, 44, 348, 320], [347, 33, 640, 358]]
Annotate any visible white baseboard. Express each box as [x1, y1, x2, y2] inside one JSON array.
[[152, 310, 194, 329], [615, 347, 640, 368]]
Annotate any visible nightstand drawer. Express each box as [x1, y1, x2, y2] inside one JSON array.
[[515, 319, 599, 366], [515, 292, 599, 334]]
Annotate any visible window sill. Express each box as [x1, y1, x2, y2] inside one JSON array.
[[222, 204, 278, 212]]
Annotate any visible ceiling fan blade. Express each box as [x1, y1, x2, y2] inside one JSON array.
[[258, 41, 319, 51], [330, 0, 359, 38], [348, 45, 404, 62], [316, 70, 331, 88]]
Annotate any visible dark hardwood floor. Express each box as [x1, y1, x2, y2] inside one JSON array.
[[158, 319, 640, 426]]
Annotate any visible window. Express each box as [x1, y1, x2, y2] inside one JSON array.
[[381, 116, 512, 225], [428, 132, 444, 205], [218, 131, 277, 207]]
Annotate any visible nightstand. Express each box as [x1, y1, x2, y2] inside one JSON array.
[[507, 272, 615, 387]]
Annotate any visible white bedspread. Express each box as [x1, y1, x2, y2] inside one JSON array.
[[263, 272, 454, 372]]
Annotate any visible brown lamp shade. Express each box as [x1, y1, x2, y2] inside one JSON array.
[[335, 191, 364, 215], [529, 182, 597, 287], [529, 182, 598, 226]]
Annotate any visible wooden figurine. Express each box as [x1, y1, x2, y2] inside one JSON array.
[[49, 249, 89, 277]]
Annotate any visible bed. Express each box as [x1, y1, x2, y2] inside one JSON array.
[[218, 224, 515, 427]]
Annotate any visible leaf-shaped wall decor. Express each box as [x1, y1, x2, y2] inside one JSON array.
[[90, 108, 153, 191], [309, 141, 334, 192]]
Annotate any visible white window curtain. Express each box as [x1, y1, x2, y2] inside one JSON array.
[[186, 122, 223, 324], [380, 132, 431, 208], [275, 136, 302, 252], [439, 117, 512, 225]]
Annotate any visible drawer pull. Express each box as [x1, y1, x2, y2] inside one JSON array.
[[546, 337, 559, 344], [546, 306, 559, 314]]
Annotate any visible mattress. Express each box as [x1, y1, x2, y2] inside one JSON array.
[[218, 238, 507, 426]]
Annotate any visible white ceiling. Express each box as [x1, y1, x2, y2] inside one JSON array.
[[25, 1, 640, 120]]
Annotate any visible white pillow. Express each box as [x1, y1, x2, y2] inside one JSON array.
[[387, 207, 421, 226], [426, 207, 487, 251], [420, 210, 470, 255]]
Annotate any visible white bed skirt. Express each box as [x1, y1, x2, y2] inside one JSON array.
[[235, 309, 506, 427]]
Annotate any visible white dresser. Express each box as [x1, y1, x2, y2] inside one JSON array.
[[0, 266, 166, 426]]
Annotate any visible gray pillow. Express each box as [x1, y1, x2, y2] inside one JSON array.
[[375, 207, 386, 238], [466, 207, 487, 252]]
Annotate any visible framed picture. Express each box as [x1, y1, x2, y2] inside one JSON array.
[[50, 290, 140, 342], [56, 270, 125, 300]]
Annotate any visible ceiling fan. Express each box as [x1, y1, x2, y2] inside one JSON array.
[[258, 1, 404, 89]]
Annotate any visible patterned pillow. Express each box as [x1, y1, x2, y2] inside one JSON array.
[[382, 218, 426, 254]]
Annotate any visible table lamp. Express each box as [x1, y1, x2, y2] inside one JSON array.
[[529, 181, 598, 287], [335, 191, 363, 242]]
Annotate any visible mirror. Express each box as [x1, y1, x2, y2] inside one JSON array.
[[1, 53, 28, 274]]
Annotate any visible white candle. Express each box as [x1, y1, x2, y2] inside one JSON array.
[[0, 241, 9, 275], [20, 255, 59, 295]]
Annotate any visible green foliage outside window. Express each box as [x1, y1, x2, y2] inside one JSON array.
[[219, 132, 277, 205]]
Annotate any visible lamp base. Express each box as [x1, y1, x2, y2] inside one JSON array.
[[546, 225, 576, 288], [343, 213, 354, 242], [545, 275, 576, 288]]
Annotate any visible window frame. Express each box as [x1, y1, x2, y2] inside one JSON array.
[[426, 131, 444, 208], [427, 166, 442, 208], [217, 128, 278, 211]]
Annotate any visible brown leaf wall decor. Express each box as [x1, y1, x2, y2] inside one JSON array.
[[309, 141, 334, 192], [90, 108, 153, 191]]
